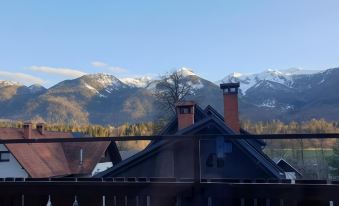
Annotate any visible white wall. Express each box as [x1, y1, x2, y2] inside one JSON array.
[[92, 162, 113, 176], [285, 172, 296, 180], [0, 144, 28, 178]]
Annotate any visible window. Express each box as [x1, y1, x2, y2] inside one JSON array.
[[0, 151, 10, 162], [206, 153, 216, 167], [206, 139, 233, 168], [224, 142, 232, 153], [216, 137, 233, 158]]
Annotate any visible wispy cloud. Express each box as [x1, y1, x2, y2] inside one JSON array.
[[91, 61, 108, 68], [91, 61, 128, 74], [28, 66, 87, 78], [0, 71, 45, 85]]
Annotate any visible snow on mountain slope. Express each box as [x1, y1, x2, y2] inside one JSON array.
[[177, 68, 205, 89], [81, 73, 127, 96], [28, 84, 46, 93], [188, 78, 204, 90], [120, 68, 200, 89], [0, 80, 21, 88], [279, 68, 321, 76], [218, 68, 322, 94], [177, 67, 197, 77], [85, 73, 125, 89], [48, 73, 130, 98], [120, 76, 153, 88]]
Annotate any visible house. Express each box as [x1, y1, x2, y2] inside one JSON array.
[[96, 83, 286, 179], [0, 123, 121, 178], [276, 158, 303, 180]]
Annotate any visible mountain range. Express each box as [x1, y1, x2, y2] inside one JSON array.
[[0, 67, 338, 125]]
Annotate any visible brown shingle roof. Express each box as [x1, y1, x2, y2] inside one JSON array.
[[0, 128, 110, 178]]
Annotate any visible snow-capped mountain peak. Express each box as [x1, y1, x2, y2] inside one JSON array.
[[229, 72, 244, 78], [120, 76, 153, 88], [84, 73, 123, 88], [79, 73, 127, 97], [218, 68, 323, 94], [177, 67, 197, 77], [278, 68, 321, 76], [28, 84, 46, 93], [0, 80, 21, 88]]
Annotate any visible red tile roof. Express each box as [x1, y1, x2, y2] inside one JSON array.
[[0, 128, 110, 178]]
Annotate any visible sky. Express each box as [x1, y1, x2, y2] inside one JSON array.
[[1, 0, 339, 87]]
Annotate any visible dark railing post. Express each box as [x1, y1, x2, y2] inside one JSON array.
[[21, 194, 24, 206], [146, 195, 150, 206], [193, 137, 203, 206], [280, 199, 284, 206], [193, 137, 200, 183]]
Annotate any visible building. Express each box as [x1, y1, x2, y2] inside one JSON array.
[[96, 83, 286, 179], [0, 123, 121, 178], [276, 158, 303, 180]]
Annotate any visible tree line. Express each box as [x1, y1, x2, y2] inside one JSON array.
[[242, 119, 339, 179], [0, 120, 155, 151]]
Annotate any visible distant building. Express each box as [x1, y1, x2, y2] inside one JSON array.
[[96, 83, 286, 179], [276, 158, 303, 180], [0, 123, 121, 178]]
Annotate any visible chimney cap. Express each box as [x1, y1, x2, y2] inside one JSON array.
[[175, 101, 196, 107], [36, 122, 45, 135], [23, 122, 32, 127], [220, 82, 240, 89], [23, 122, 32, 139]]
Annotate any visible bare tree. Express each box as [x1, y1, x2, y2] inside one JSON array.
[[153, 70, 194, 114]]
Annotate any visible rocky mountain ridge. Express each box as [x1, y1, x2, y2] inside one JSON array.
[[0, 67, 337, 125]]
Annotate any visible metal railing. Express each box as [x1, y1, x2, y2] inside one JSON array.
[[0, 133, 339, 205]]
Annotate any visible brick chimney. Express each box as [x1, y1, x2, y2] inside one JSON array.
[[36, 123, 45, 135], [220, 83, 240, 133], [23, 122, 32, 139], [175, 101, 196, 130]]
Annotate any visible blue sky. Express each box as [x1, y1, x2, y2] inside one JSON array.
[[1, 0, 339, 87]]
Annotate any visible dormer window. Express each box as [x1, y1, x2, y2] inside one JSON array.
[[0, 151, 10, 162]]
